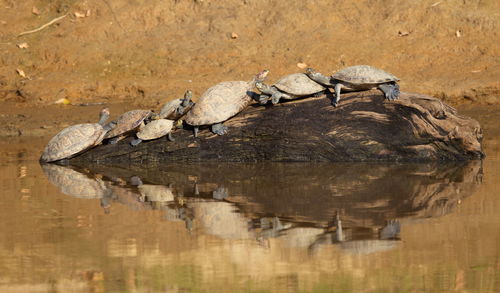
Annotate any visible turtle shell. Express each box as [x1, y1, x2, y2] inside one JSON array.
[[159, 98, 193, 120], [185, 81, 253, 126], [40, 123, 106, 162], [104, 110, 151, 139], [332, 65, 399, 85], [159, 99, 182, 119], [136, 119, 174, 141], [41, 164, 108, 199], [274, 73, 325, 95]]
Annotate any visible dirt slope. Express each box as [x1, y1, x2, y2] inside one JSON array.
[[0, 0, 498, 106]]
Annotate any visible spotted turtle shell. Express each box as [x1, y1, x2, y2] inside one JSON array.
[[185, 81, 253, 126], [274, 73, 325, 95], [104, 109, 151, 139], [332, 65, 399, 85], [40, 123, 106, 162], [136, 119, 174, 140]]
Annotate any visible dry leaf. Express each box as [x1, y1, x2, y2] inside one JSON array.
[[431, 1, 441, 7], [230, 32, 239, 39], [17, 42, 29, 49], [85, 9, 91, 17], [16, 69, 26, 78], [455, 30, 461, 37], [471, 70, 481, 73], [32, 6, 40, 15], [74, 11, 86, 18], [297, 62, 308, 69], [398, 31, 410, 37], [55, 98, 72, 105]]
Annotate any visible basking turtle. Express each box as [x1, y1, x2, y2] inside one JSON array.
[[184, 69, 269, 137], [255, 73, 326, 105], [130, 118, 175, 146], [158, 90, 194, 120], [104, 109, 152, 144], [306, 65, 400, 107], [40, 108, 113, 163]]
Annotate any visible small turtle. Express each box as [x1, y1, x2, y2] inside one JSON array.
[[130, 118, 175, 146], [185, 69, 269, 137], [306, 65, 400, 107], [40, 108, 113, 163], [104, 109, 152, 144], [255, 73, 326, 105], [157, 90, 195, 120]]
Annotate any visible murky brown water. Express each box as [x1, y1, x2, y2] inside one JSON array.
[[0, 107, 499, 292]]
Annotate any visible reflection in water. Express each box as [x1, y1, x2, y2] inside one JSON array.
[[42, 161, 482, 255], [41, 164, 110, 199]]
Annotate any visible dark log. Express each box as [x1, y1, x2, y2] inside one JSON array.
[[69, 91, 484, 165]]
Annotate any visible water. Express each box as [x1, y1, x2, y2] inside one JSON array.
[[0, 108, 499, 292]]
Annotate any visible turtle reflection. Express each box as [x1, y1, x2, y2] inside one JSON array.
[[43, 161, 482, 253], [41, 164, 109, 199]]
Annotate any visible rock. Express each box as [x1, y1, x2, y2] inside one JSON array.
[[69, 91, 484, 164]]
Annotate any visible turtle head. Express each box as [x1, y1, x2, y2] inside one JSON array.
[[181, 90, 193, 107], [305, 67, 316, 75], [174, 119, 184, 129], [305, 68, 333, 86], [255, 81, 274, 95], [98, 108, 110, 125], [255, 81, 264, 91], [255, 69, 270, 83]]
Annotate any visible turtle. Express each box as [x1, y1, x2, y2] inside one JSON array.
[[104, 109, 152, 144], [40, 108, 113, 163], [255, 73, 326, 105], [130, 118, 175, 146], [305, 65, 400, 107], [157, 90, 194, 120], [184, 69, 269, 137]]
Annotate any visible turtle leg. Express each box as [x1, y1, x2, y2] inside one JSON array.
[[333, 83, 343, 107], [167, 132, 175, 141], [271, 92, 283, 105], [193, 126, 199, 138], [258, 94, 270, 105], [108, 136, 121, 144], [130, 138, 142, 146], [377, 83, 400, 101], [211, 123, 228, 135]]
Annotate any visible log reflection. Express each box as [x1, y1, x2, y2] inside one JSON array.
[[42, 161, 482, 253]]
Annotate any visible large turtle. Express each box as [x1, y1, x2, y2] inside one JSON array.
[[255, 73, 326, 105], [305, 65, 400, 107], [40, 108, 113, 163], [184, 69, 269, 137], [130, 118, 175, 146], [157, 90, 194, 120], [104, 109, 152, 144]]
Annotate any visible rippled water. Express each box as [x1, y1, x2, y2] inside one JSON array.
[[0, 107, 499, 292]]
